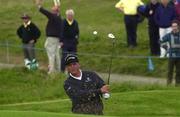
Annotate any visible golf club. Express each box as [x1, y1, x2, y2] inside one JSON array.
[[107, 33, 115, 85], [103, 33, 115, 100]]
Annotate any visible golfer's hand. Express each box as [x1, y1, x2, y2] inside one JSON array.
[[100, 85, 109, 93], [29, 40, 35, 44], [60, 42, 63, 48]]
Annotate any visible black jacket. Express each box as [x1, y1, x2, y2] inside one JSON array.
[[62, 19, 79, 45], [17, 22, 41, 44], [144, 2, 160, 26], [64, 71, 105, 115], [39, 7, 62, 41]]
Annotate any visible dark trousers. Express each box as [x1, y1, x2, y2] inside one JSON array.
[[23, 43, 35, 61], [167, 58, 180, 86], [61, 46, 77, 72], [124, 15, 138, 47], [148, 25, 160, 55]]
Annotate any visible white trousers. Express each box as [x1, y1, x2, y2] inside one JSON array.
[[159, 27, 172, 57], [45, 37, 61, 73]]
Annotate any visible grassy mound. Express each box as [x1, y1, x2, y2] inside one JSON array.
[[0, 110, 113, 117], [0, 90, 180, 116], [0, 0, 168, 77], [0, 68, 172, 104], [0, 68, 180, 116]]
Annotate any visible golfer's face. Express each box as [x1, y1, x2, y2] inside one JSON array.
[[23, 18, 29, 24], [67, 62, 80, 74]]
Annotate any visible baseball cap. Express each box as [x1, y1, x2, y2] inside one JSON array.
[[65, 54, 79, 65], [21, 14, 30, 19]]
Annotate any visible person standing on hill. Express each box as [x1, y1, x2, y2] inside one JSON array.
[[17, 14, 41, 70], [160, 20, 180, 86], [115, 0, 144, 48], [61, 9, 79, 72], [154, 0, 176, 57], [144, 0, 160, 56], [35, 0, 62, 74], [175, 0, 180, 22], [169, 0, 177, 6], [64, 54, 110, 115]]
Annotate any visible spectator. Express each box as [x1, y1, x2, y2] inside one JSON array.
[[17, 14, 41, 70], [36, 0, 62, 74], [175, 0, 180, 21], [64, 54, 110, 115], [115, 0, 144, 48], [169, 0, 177, 6], [160, 20, 180, 86], [61, 9, 79, 72], [154, 0, 176, 57], [144, 0, 160, 56]]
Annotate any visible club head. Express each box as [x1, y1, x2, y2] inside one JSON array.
[[93, 31, 98, 35], [108, 33, 115, 39]]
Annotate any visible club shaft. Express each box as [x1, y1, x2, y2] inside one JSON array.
[[107, 41, 115, 85], [54, 0, 57, 6]]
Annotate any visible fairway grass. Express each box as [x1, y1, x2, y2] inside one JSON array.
[[1, 90, 180, 117], [0, 110, 116, 117]]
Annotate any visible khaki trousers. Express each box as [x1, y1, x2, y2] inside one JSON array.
[[45, 37, 61, 73]]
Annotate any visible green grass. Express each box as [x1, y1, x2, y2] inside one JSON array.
[[0, 67, 173, 104], [0, 1, 177, 116], [0, 110, 115, 117], [1, 90, 180, 117], [0, 68, 180, 116], [0, 68, 67, 104], [0, 0, 169, 77]]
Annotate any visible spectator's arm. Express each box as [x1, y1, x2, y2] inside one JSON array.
[[75, 21, 79, 42], [139, 0, 144, 5], [33, 24, 41, 41], [60, 20, 64, 43], [172, 7, 177, 20], [39, 7, 53, 19], [154, 8, 160, 26], [115, 1, 124, 13], [160, 34, 170, 44], [17, 26, 22, 39], [143, 5, 150, 17]]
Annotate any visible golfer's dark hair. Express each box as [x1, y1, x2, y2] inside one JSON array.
[[172, 20, 180, 26]]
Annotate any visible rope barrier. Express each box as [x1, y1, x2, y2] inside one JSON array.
[[0, 42, 167, 59]]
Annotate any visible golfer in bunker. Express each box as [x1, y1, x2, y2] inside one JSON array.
[[64, 54, 110, 115]]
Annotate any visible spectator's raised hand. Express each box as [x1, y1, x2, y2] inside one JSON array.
[[35, 0, 43, 7]]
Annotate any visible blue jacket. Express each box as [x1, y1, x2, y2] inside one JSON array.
[[154, 4, 176, 28]]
